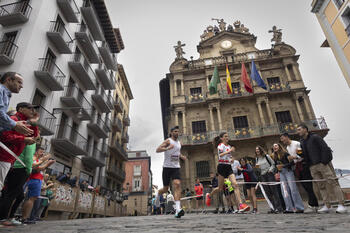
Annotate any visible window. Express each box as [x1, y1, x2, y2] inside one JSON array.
[[196, 161, 210, 178], [334, 0, 345, 9], [134, 165, 141, 176], [80, 171, 93, 185], [192, 121, 206, 134], [342, 7, 350, 35], [46, 161, 71, 177], [1, 31, 18, 58], [267, 77, 282, 91], [32, 89, 46, 106], [231, 82, 241, 95], [133, 177, 142, 191], [275, 111, 292, 124], [190, 87, 202, 95], [233, 116, 249, 129]]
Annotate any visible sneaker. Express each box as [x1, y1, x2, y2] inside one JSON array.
[[205, 193, 211, 206], [9, 218, 22, 226], [295, 209, 304, 214], [213, 208, 219, 214], [233, 209, 239, 214], [21, 219, 36, 224], [155, 194, 160, 208], [336, 205, 347, 214], [226, 208, 233, 214], [304, 205, 318, 214], [318, 205, 330, 214], [283, 210, 294, 214], [175, 209, 185, 218], [220, 208, 226, 214], [239, 203, 250, 212], [252, 208, 258, 214]]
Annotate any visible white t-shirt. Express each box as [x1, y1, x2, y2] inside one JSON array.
[[286, 140, 301, 157], [163, 138, 181, 168], [232, 160, 243, 179], [217, 143, 232, 164]]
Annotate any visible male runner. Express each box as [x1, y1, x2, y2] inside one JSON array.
[[155, 126, 186, 218]]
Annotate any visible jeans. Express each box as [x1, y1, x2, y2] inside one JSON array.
[[261, 172, 283, 211], [280, 168, 304, 211], [30, 198, 42, 220]]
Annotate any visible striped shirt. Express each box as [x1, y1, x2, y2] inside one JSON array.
[[0, 84, 15, 133]]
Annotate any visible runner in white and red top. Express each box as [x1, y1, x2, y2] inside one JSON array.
[[205, 132, 250, 212]]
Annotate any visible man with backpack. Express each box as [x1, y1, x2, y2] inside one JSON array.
[[298, 124, 347, 214]]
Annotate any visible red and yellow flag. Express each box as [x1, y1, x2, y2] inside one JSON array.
[[226, 64, 232, 94]]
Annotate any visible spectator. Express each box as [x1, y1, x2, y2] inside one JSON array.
[[68, 176, 78, 188], [223, 178, 236, 213], [21, 153, 55, 224], [211, 173, 224, 214], [185, 188, 192, 213], [298, 124, 347, 214], [166, 191, 175, 214], [56, 172, 71, 184], [80, 180, 88, 191], [159, 193, 165, 215], [238, 158, 258, 213], [0, 102, 38, 191], [0, 144, 43, 226], [194, 178, 204, 210], [37, 179, 55, 219], [94, 185, 101, 195], [231, 160, 246, 204]]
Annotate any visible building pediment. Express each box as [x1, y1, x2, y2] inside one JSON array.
[[198, 31, 257, 50]]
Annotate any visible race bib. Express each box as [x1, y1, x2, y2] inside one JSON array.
[[171, 155, 179, 162]]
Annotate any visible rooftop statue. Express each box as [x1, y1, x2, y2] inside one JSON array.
[[174, 41, 186, 59], [269, 26, 283, 44], [212, 18, 226, 31]]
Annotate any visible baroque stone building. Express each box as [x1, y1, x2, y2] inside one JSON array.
[[159, 20, 329, 190]]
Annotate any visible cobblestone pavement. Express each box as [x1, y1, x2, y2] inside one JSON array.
[[1, 210, 349, 233]]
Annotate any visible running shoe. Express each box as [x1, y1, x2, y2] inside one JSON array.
[[9, 218, 22, 226], [205, 193, 211, 206], [336, 205, 347, 214], [251, 208, 258, 214], [238, 203, 250, 212], [175, 209, 185, 218]]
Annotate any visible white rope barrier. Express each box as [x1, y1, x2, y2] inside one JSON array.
[[0, 141, 26, 167]]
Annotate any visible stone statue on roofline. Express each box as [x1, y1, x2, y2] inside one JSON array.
[[213, 25, 220, 35], [174, 41, 186, 60], [234, 20, 242, 32], [212, 18, 226, 31], [269, 26, 283, 44]]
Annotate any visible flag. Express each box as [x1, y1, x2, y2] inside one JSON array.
[[208, 66, 220, 94], [226, 64, 232, 94], [251, 60, 267, 90], [241, 62, 253, 93]]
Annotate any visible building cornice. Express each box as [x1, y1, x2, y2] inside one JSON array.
[[117, 64, 134, 100], [311, 0, 326, 13]]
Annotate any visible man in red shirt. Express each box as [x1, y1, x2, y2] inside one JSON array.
[[194, 178, 204, 211], [0, 102, 38, 190]]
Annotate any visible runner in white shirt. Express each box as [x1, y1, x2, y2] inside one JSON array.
[[205, 132, 250, 212], [155, 126, 187, 218]]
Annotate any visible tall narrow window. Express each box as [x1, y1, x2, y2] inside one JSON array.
[[192, 121, 206, 134], [233, 116, 249, 129], [196, 161, 210, 178], [275, 111, 292, 124]]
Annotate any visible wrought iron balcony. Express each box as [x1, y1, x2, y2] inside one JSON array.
[[34, 58, 65, 91], [114, 99, 123, 113], [95, 63, 116, 90], [82, 145, 105, 168], [68, 53, 97, 90], [121, 132, 129, 143], [51, 124, 87, 156], [219, 89, 252, 99], [112, 116, 122, 132], [98, 41, 117, 70], [0, 1, 32, 26], [104, 117, 112, 133], [47, 21, 73, 54], [123, 116, 130, 126], [0, 40, 18, 65], [80, 4, 104, 41], [56, 0, 79, 23], [91, 86, 112, 113], [107, 165, 126, 181], [36, 106, 56, 136], [110, 140, 128, 161], [100, 142, 109, 157], [87, 113, 108, 138], [179, 118, 329, 145], [60, 85, 92, 121], [268, 82, 290, 92], [75, 24, 99, 63], [185, 93, 206, 104]]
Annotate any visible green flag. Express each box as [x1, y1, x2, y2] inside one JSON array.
[[209, 66, 220, 94]]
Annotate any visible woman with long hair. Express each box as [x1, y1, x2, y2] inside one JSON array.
[[238, 158, 258, 213], [205, 132, 250, 212], [255, 145, 283, 213], [272, 143, 304, 213]]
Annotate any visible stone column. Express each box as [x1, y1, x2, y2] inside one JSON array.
[[181, 80, 184, 95], [209, 107, 215, 131], [206, 76, 210, 91], [174, 111, 179, 126], [265, 100, 274, 125], [182, 110, 187, 134], [295, 98, 305, 122], [292, 64, 302, 80], [217, 107, 223, 130], [284, 65, 292, 81], [257, 101, 266, 126], [304, 95, 315, 119], [174, 80, 178, 96]]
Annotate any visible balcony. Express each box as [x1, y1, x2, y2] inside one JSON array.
[[95, 63, 116, 90], [75, 24, 99, 63], [110, 140, 127, 161], [87, 114, 108, 138], [80, 5, 104, 41], [47, 21, 73, 54], [82, 146, 105, 168], [98, 41, 117, 70], [91, 86, 112, 113], [0, 1, 32, 26], [104, 117, 112, 133], [220, 89, 252, 99], [101, 142, 109, 157], [0, 41, 18, 65], [186, 93, 206, 104], [107, 165, 126, 181], [51, 124, 87, 156], [60, 85, 92, 121], [68, 53, 96, 90], [114, 99, 123, 113], [268, 82, 290, 93], [56, 0, 79, 23], [121, 132, 129, 143], [34, 58, 65, 91], [179, 118, 329, 146], [112, 117, 122, 132], [123, 116, 130, 126], [36, 106, 56, 136]]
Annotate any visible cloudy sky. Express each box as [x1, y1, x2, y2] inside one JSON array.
[[105, 0, 350, 187]]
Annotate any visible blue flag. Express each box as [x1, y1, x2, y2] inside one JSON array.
[[251, 60, 267, 90]]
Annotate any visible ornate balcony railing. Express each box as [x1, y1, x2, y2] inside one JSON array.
[[185, 93, 206, 103]]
